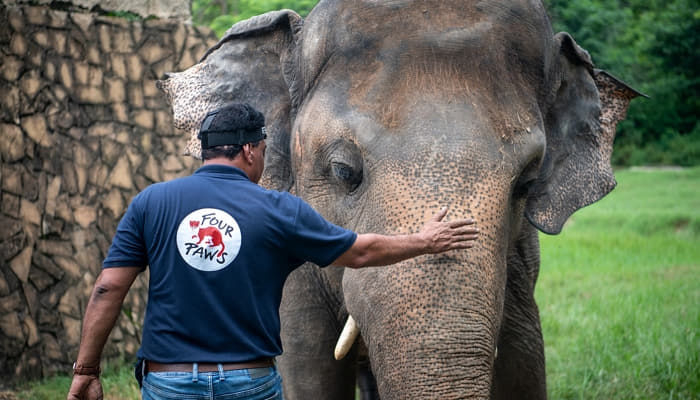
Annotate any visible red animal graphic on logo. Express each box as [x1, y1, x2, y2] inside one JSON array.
[[191, 225, 226, 257]]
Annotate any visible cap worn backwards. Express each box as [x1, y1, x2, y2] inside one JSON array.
[[198, 103, 267, 149]]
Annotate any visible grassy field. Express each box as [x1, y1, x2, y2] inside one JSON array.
[[11, 359, 139, 400], [536, 166, 699, 399], [11, 167, 699, 399]]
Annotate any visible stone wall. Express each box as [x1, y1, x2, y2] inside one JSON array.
[[0, 4, 217, 381], [5, 0, 192, 20]]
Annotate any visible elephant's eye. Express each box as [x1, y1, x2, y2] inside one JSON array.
[[332, 162, 353, 181], [318, 138, 365, 194], [331, 161, 363, 192]]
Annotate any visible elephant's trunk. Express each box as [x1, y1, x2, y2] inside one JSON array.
[[344, 252, 506, 398], [336, 124, 515, 397], [334, 315, 359, 360]]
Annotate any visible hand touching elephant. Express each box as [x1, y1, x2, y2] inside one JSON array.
[[158, 1, 643, 398]]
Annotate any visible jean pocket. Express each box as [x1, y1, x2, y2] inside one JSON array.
[[217, 371, 282, 400], [247, 367, 273, 380], [143, 372, 206, 400]]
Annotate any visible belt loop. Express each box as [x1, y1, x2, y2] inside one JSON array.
[[217, 363, 225, 381], [192, 363, 199, 382]]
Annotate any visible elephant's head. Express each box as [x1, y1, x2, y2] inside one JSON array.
[[159, 1, 642, 398]]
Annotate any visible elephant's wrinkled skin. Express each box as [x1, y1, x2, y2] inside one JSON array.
[[158, 1, 642, 398]]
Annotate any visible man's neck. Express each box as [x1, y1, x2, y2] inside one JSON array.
[[203, 157, 250, 177], [202, 157, 241, 168]]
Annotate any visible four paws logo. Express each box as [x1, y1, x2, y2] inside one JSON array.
[[176, 208, 242, 271]]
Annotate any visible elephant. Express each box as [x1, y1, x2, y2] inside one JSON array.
[[157, 0, 643, 398]]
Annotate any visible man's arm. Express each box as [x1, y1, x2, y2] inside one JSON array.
[[333, 207, 479, 269], [67, 266, 141, 400]]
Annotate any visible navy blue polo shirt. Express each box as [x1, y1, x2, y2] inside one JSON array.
[[103, 164, 357, 363]]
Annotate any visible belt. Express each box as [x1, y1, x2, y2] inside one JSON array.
[[145, 358, 274, 373]]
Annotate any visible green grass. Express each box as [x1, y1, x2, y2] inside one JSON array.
[[12, 167, 700, 399], [536, 166, 700, 399], [13, 359, 139, 400]]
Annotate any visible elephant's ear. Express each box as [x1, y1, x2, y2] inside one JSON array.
[[157, 10, 303, 191], [525, 32, 645, 234]]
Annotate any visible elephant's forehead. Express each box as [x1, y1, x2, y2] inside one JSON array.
[[316, 0, 547, 33], [297, 77, 541, 162], [301, 2, 549, 138], [305, 0, 550, 64]]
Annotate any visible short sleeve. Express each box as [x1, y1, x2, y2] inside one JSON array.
[[286, 198, 357, 268], [103, 193, 149, 269]]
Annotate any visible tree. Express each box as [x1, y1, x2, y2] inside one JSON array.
[[545, 0, 700, 165], [192, 0, 319, 37]]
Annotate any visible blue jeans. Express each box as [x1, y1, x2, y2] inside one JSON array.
[[141, 363, 283, 400]]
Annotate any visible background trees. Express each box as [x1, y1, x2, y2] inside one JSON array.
[[192, 0, 317, 36], [191, 0, 699, 166], [544, 0, 699, 166]]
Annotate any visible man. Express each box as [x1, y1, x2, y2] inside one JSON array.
[[67, 103, 479, 400]]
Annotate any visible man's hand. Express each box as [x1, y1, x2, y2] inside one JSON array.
[[67, 374, 103, 400], [67, 267, 140, 399], [420, 207, 479, 253]]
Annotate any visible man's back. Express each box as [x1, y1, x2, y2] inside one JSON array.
[[105, 164, 356, 363]]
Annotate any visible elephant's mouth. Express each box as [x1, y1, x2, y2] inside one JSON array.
[[334, 255, 478, 361]]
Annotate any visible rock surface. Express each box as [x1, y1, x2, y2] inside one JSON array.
[[3, 0, 191, 20], [0, 2, 216, 381]]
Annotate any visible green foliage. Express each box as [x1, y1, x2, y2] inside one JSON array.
[[545, 0, 700, 166], [192, 0, 318, 37], [537, 167, 700, 399], [614, 126, 700, 166]]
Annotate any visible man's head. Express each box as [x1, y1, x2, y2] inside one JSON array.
[[199, 103, 267, 183], [198, 103, 267, 158]]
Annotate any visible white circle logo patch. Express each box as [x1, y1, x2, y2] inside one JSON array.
[[176, 208, 242, 271]]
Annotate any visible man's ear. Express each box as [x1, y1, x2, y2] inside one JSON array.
[[525, 33, 645, 234], [157, 10, 303, 191], [245, 144, 255, 164]]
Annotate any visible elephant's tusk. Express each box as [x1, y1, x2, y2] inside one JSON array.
[[334, 315, 360, 360]]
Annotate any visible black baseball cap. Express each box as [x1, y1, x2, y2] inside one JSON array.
[[198, 104, 267, 149]]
